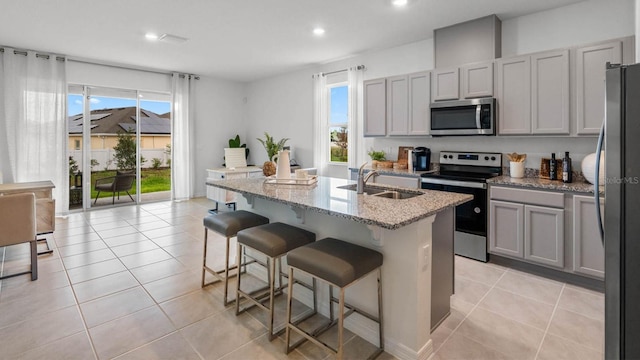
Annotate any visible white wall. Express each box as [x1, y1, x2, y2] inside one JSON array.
[[502, 0, 635, 57], [193, 76, 247, 196]]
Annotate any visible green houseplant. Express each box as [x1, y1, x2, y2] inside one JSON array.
[[257, 132, 289, 176], [367, 149, 386, 168]]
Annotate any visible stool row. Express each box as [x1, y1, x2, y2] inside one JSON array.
[[202, 210, 384, 359]]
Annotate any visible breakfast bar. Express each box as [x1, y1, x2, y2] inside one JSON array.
[[206, 176, 471, 360]]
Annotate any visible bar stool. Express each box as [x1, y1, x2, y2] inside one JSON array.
[[202, 210, 269, 306], [235, 222, 316, 340], [285, 238, 384, 360]]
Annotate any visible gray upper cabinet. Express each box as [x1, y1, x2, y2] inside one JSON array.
[[432, 67, 459, 101], [408, 72, 431, 135], [573, 195, 605, 279], [497, 55, 531, 134], [531, 50, 570, 134], [576, 40, 622, 135], [386, 75, 409, 135], [363, 78, 386, 136], [524, 205, 564, 268], [461, 62, 494, 98]]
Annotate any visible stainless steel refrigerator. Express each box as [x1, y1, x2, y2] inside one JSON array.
[[600, 63, 640, 359]]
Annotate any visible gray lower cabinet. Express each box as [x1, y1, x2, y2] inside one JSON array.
[[573, 195, 605, 279], [489, 186, 565, 269], [364, 78, 387, 136], [524, 205, 564, 268]]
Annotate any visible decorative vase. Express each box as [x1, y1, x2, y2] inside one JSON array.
[[581, 151, 605, 185], [263, 161, 276, 177]]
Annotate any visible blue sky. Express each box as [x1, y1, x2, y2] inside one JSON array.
[[67, 94, 171, 116], [330, 85, 348, 124]]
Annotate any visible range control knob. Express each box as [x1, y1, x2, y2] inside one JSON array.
[[484, 156, 489, 160], [491, 156, 496, 161]]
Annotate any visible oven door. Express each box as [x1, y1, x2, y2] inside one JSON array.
[[421, 178, 488, 261]]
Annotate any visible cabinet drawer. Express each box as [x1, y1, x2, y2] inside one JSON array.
[[36, 199, 55, 233], [490, 186, 564, 208]]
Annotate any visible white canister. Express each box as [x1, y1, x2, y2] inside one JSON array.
[[510, 161, 525, 178]]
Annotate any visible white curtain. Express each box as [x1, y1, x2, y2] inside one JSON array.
[[171, 73, 195, 200], [347, 66, 365, 170], [312, 73, 328, 176], [0, 48, 68, 213]]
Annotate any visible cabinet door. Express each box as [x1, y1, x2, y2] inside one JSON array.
[[573, 195, 605, 278], [489, 200, 524, 258], [461, 62, 493, 98], [432, 68, 459, 101], [364, 79, 387, 136], [576, 41, 622, 134], [387, 75, 409, 135], [408, 72, 430, 135], [524, 205, 564, 268], [531, 50, 570, 134], [497, 56, 531, 134]]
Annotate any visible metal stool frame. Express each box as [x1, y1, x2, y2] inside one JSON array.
[[285, 266, 384, 360], [236, 242, 318, 340]]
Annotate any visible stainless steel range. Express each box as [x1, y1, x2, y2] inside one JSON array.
[[421, 151, 502, 262]]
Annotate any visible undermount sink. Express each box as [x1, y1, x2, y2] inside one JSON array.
[[338, 184, 422, 199]]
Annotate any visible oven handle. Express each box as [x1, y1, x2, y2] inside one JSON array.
[[421, 177, 487, 189], [476, 104, 481, 129]]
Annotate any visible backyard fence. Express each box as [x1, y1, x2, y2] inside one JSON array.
[[69, 148, 170, 172]]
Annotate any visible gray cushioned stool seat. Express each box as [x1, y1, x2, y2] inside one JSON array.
[[203, 210, 269, 237], [287, 238, 383, 288], [237, 222, 315, 257]]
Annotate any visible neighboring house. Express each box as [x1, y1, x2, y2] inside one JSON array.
[[68, 106, 171, 151]]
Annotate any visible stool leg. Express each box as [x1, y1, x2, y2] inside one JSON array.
[[201, 228, 208, 288], [378, 268, 384, 352], [223, 236, 232, 306], [285, 266, 295, 354], [329, 285, 334, 322], [235, 242, 243, 315], [268, 256, 276, 340], [337, 287, 345, 360]]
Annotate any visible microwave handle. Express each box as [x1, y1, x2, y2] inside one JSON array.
[[475, 105, 481, 129]]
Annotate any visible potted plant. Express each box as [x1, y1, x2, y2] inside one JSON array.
[[367, 149, 386, 168], [257, 132, 289, 176]]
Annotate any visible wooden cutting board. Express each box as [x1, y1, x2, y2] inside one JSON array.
[[398, 146, 414, 162]]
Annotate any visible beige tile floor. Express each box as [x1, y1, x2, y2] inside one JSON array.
[[0, 198, 604, 359]]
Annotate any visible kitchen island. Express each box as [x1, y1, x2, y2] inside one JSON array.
[[206, 176, 471, 360]]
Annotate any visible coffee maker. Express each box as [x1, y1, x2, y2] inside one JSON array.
[[413, 147, 431, 171]]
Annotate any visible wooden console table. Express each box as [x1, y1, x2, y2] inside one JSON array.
[[0, 181, 55, 254]]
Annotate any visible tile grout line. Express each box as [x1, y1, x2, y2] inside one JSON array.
[[534, 283, 566, 359]]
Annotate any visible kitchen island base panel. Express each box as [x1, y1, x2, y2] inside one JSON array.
[[234, 195, 450, 360]]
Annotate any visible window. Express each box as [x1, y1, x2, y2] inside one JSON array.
[[328, 83, 348, 163], [74, 139, 81, 150]]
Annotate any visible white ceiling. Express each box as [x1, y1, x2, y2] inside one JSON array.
[[0, 0, 586, 82]]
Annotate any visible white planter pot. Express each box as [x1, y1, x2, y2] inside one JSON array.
[[581, 152, 605, 185]]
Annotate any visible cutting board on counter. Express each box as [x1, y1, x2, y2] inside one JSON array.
[[398, 146, 414, 162]]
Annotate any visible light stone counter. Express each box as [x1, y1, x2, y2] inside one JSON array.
[[206, 176, 471, 230], [207, 176, 471, 360], [487, 175, 604, 195]]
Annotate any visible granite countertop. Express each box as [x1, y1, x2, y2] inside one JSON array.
[[206, 176, 472, 230], [207, 166, 262, 173], [348, 167, 435, 178], [487, 176, 604, 195]]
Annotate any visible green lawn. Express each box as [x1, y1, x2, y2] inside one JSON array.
[[74, 168, 171, 199]]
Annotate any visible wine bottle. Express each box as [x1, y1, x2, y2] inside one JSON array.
[[563, 152, 573, 183], [549, 153, 557, 180]]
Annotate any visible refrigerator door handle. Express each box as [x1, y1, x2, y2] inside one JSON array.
[[595, 120, 605, 243]]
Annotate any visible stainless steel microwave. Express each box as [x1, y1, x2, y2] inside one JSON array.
[[430, 98, 496, 136]]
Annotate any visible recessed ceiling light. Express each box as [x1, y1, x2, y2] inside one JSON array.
[[392, 0, 408, 7], [145, 33, 158, 41], [313, 27, 325, 36]]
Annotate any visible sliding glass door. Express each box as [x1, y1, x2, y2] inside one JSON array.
[[67, 85, 172, 210]]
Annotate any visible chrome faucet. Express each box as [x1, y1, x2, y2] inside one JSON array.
[[357, 162, 379, 194]]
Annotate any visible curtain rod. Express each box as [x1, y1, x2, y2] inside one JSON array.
[[316, 65, 366, 78], [67, 58, 200, 80], [0, 47, 66, 61]]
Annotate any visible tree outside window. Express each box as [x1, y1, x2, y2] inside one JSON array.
[[329, 84, 348, 163]]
